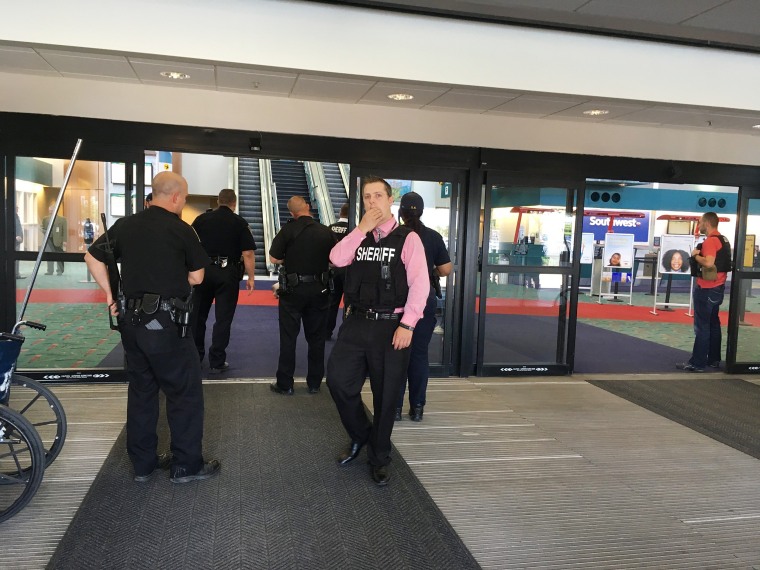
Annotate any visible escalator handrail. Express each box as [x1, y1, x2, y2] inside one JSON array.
[[304, 162, 335, 226], [338, 163, 350, 198], [259, 159, 279, 274]]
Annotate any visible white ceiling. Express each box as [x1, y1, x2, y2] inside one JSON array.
[[3, 0, 760, 137]]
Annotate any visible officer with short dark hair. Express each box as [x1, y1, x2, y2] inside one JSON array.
[[327, 176, 428, 486], [269, 196, 336, 395], [191, 189, 257, 374], [326, 202, 350, 340], [85, 171, 220, 484]]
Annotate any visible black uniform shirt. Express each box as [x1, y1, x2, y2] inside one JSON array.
[[328, 219, 349, 242], [89, 206, 209, 299], [417, 224, 451, 298], [191, 206, 257, 258], [270, 216, 336, 275]]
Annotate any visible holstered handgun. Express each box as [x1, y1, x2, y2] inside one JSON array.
[[432, 275, 443, 299], [170, 289, 194, 338]]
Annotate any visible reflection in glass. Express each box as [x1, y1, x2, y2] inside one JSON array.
[[482, 272, 569, 364], [13, 260, 123, 371], [487, 186, 575, 268]]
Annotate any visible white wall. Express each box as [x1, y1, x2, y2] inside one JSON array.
[[180, 154, 231, 197], [5, 0, 760, 112], [4, 71, 760, 166], [4, 0, 760, 165]]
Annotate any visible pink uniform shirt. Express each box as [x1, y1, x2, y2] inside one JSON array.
[[329, 217, 428, 327]]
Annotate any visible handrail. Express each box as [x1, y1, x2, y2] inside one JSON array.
[[338, 163, 350, 198], [304, 162, 335, 226], [259, 159, 278, 275]]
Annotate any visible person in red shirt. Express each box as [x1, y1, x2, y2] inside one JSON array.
[[677, 212, 730, 372]]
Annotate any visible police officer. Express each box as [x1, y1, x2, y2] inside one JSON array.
[[326, 176, 428, 486], [394, 192, 452, 422], [191, 189, 257, 374], [326, 202, 350, 340], [269, 196, 336, 395], [84, 171, 220, 484]]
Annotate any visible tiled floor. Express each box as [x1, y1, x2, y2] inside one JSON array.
[[5, 376, 760, 569]]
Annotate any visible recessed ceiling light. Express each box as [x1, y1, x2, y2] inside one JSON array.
[[160, 71, 190, 80], [583, 109, 609, 116], [753, 124, 760, 129], [388, 93, 414, 101]]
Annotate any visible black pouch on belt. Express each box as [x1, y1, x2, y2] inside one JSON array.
[[141, 293, 161, 315]]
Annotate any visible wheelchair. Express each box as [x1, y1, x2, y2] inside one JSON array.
[[0, 320, 68, 524]]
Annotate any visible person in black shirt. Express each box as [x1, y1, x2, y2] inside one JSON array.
[[394, 192, 452, 422], [269, 196, 336, 395], [191, 189, 257, 374], [85, 171, 220, 484], [326, 202, 350, 340]]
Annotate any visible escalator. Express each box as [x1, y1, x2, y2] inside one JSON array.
[[321, 162, 348, 218], [270, 160, 310, 228], [237, 157, 268, 275]]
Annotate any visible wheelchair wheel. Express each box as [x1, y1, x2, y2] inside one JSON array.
[[9, 375, 67, 469], [0, 405, 45, 524]]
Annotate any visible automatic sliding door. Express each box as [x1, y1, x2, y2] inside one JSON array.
[[477, 180, 582, 376], [348, 167, 464, 377]]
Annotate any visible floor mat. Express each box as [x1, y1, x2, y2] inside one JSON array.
[[589, 378, 760, 460], [47, 383, 480, 570]]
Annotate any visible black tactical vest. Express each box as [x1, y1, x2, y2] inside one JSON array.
[[344, 226, 411, 311], [714, 234, 732, 273]]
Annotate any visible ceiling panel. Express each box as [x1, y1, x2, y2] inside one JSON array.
[[360, 82, 450, 108], [38, 49, 137, 79], [0, 46, 57, 74], [291, 75, 375, 101], [422, 88, 519, 112], [550, 99, 651, 121], [487, 94, 587, 116], [577, 0, 727, 24], [129, 58, 216, 87], [682, 0, 760, 35], [216, 67, 297, 94]]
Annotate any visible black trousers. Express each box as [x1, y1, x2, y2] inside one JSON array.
[[276, 284, 329, 390], [326, 271, 345, 338], [192, 264, 240, 368], [120, 311, 205, 477], [327, 315, 411, 467], [398, 295, 437, 409], [45, 242, 64, 274]]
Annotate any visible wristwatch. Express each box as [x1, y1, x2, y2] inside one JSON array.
[[398, 323, 415, 332]]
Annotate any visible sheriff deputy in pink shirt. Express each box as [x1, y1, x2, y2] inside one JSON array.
[[326, 176, 428, 486]]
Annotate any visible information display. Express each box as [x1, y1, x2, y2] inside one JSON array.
[[658, 235, 694, 274], [603, 233, 634, 269], [580, 233, 594, 264]]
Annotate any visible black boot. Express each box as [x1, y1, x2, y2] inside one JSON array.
[[409, 406, 424, 422], [394, 408, 402, 422]]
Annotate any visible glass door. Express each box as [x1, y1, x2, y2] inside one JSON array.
[[727, 186, 760, 374], [347, 165, 465, 377], [8, 152, 144, 382], [477, 175, 584, 376]]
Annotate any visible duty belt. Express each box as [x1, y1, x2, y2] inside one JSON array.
[[349, 306, 403, 321], [297, 274, 321, 283], [126, 297, 173, 312]]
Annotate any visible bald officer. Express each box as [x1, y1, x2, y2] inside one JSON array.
[[269, 196, 336, 395], [85, 172, 220, 484]]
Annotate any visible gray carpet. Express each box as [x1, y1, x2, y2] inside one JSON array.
[[590, 378, 760, 460], [47, 383, 479, 570]]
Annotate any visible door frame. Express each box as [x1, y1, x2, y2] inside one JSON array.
[[476, 171, 585, 376], [347, 164, 468, 377]]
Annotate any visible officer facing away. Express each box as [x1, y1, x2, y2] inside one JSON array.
[[85, 171, 221, 484], [269, 196, 336, 395], [326, 202, 350, 340], [191, 189, 257, 374]]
